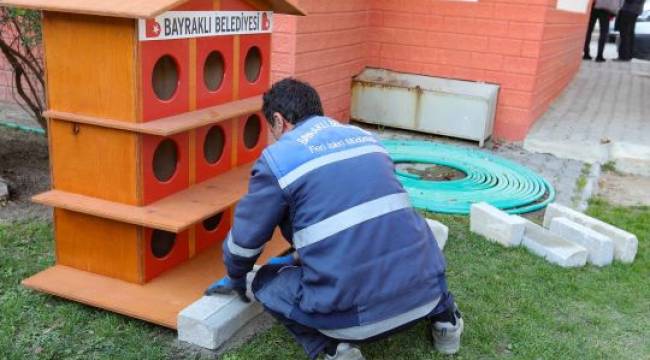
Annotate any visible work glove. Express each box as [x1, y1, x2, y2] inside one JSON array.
[[266, 254, 297, 266], [204, 275, 250, 303]]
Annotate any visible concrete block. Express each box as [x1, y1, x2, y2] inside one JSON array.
[[426, 219, 449, 250], [522, 220, 588, 268], [178, 295, 264, 350], [631, 58, 650, 77], [0, 179, 8, 202], [178, 269, 263, 350], [470, 202, 526, 247], [549, 217, 614, 267], [544, 203, 638, 263]]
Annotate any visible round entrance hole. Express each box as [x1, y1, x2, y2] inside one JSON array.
[[202, 212, 224, 232], [243, 114, 261, 149], [203, 51, 225, 91], [203, 126, 225, 164], [153, 139, 178, 182], [396, 163, 466, 181], [152, 55, 179, 101], [151, 230, 176, 259], [244, 46, 262, 83]]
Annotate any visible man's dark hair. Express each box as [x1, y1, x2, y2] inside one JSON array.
[[262, 78, 324, 125]]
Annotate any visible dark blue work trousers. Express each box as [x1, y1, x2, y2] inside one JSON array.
[[252, 264, 455, 360]]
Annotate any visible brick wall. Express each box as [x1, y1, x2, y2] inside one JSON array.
[[0, 1, 590, 141], [272, 0, 371, 121], [0, 25, 16, 103], [272, 0, 591, 141]]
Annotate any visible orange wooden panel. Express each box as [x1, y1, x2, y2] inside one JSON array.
[[49, 120, 139, 205], [43, 13, 138, 122], [174, 0, 213, 10], [220, 0, 256, 10], [55, 209, 143, 284], [33, 164, 254, 233], [43, 95, 263, 136], [23, 229, 289, 329], [1, 0, 305, 18]]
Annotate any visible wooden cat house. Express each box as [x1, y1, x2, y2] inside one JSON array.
[[1, 0, 304, 328]]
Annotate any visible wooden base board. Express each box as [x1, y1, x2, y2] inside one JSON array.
[[22, 232, 288, 329]]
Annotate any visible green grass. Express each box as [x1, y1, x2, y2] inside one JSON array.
[[0, 222, 186, 359], [601, 161, 617, 173], [2, 200, 648, 359]]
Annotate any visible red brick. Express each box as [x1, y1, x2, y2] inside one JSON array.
[[471, 52, 503, 71], [502, 56, 540, 75], [488, 38, 523, 56], [508, 22, 545, 40]]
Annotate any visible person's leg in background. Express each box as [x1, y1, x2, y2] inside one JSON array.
[[584, 7, 599, 60], [629, 14, 639, 59], [595, 9, 611, 62], [618, 11, 638, 60]]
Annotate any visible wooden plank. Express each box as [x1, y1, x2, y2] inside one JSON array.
[[55, 209, 143, 283], [22, 231, 289, 329], [43, 13, 138, 122], [44, 96, 263, 136], [0, 0, 305, 18], [33, 164, 254, 233], [49, 121, 140, 205]]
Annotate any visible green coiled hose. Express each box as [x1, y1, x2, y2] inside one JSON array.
[[384, 140, 555, 215]]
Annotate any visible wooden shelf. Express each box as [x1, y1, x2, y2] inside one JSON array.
[[22, 234, 288, 329], [33, 164, 253, 233], [43, 96, 263, 136]]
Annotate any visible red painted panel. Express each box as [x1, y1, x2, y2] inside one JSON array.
[[142, 133, 190, 205], [196, 36, 234, 109], [144, 228, 190, 282], [239, 34, 271, 99], [195, 207, 232, 255], [141, 40, 190, 121], [195, 120, 233, 183], [236, 112, 268, 165]]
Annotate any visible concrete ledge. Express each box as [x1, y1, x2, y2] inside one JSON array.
[[549, 217, 614, 267], [470, 202, 526, 247], [426, 219, 449, 250], [522, 220, 588, 268], [610, 142, 650, 177], [544, 203, 638, 263]]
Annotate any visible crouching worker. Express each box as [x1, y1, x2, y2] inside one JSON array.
[[205, 78, 463, 359]]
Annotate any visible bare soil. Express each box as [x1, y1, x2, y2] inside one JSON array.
[[0, 127, 51, 223], [597, 171, 650, 207]]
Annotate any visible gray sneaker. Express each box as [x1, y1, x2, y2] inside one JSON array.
[[324, 343, 365, 360], [432, 308, 464, 355]]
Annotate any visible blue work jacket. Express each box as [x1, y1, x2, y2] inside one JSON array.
[[223, 116, 448, 330]]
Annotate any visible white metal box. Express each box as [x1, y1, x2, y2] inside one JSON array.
[[351, 68, 499, 147]]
